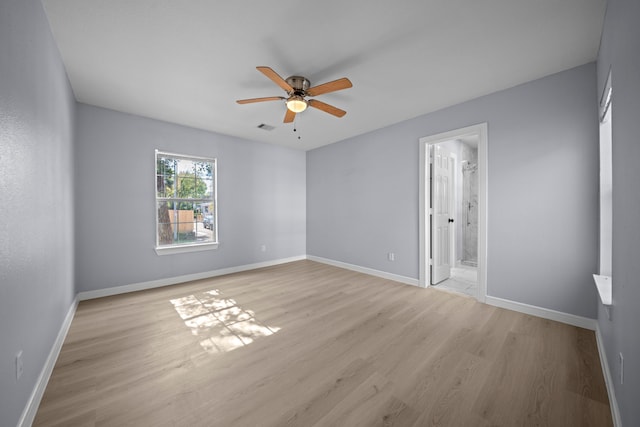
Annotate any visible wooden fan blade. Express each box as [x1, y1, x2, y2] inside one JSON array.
[[308, 99, 346, 118], [306, 77, 352, 97], [257, 66, 293, 93], [284, 108, 296, 123], [236, 96, 284, 104]]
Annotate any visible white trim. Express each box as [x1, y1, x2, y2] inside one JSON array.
[[419, 141, 428, 287], [485, 296, 597, 330], [307, 255, 420, 287], [155, 242, 219, 256], [449, 152, 458, 274], [599, 68, 613, 121], [593, 274, 612, 306], [18, 296, 79, 427], [595, 325, 622, 427], [419, 123, 488, 303], [78, 255, 306, 300], [155, 150, 216, 162]]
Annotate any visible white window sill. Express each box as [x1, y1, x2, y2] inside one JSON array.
[[155, 242, 219, 256], [593, 274, 612, 306]]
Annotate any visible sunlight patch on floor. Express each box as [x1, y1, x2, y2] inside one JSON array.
[[170, 288, 280, 354]]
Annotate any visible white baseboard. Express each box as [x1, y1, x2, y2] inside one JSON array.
[[78, 255, 307, 301], [595, 325, 622, 427], [485, 296, 597, 330], [307, 255, 420, 287], [18, 296, 79, 427]]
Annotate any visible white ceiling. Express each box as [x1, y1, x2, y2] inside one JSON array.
[[42, 0, 606, 151]]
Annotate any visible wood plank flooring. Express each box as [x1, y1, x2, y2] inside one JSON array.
[[33, 260, 612, 426]]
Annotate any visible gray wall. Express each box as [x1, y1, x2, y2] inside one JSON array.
[[596, 0, 640, 425], [307, 63, 599, 318], [75, 104, 306, 293], [0, 0, 76, 425]]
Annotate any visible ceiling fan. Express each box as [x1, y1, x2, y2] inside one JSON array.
[[236, 66, 353, 123]]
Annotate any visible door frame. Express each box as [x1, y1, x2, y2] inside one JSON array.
[[448, 152, 458, 270], [418, 123, 487, 302]]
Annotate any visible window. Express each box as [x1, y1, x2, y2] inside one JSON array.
[[598, 71, 612, 277], [155, 150, 218, 254]]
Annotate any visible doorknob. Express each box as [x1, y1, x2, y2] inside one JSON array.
[[448, 218, 454, 223]]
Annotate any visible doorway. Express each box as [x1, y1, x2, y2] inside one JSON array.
[[419, 123, 487, 302]]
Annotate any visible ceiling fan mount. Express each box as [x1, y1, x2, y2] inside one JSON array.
[[284, 76, 311, 113], [237, 66, 352, 123], [285, 76, 310, 94]]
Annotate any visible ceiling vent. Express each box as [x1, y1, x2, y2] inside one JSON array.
[[257, 123, 275, 131]]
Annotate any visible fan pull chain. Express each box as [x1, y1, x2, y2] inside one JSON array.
[[293, 120, 301, 140]]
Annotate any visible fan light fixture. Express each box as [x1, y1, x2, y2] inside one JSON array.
[[236, 67, 351, 123], [286, 95, 307, 113]]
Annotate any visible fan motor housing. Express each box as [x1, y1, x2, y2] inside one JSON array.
[[286, 76, 310, 94]]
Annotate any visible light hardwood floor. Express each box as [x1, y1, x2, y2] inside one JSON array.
[[34, 260, 612, 426]]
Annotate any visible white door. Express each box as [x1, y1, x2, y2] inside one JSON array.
[[431, 145, 454, 284]]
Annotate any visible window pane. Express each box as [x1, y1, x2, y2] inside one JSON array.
[[176, 172, 207, 199], [175, 222, 197, 244], [177, 159, 196, 175], [156, 157, 176, 198], [201, 178, 214, 198], [197, 202, 214, 215], [196, 161, 213, 179], [175, 201, 194, 212], [194, 221, 214, 242], [157, 157, 169, 175], [177, 222, 196, 243], [195, 176, 208, 197], [156, 174, 174, 198], [157, 201, 174, 245]]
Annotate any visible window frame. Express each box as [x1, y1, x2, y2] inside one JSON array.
[[154, 150, 219, 256]]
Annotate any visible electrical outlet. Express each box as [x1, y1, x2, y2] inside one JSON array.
[[260, 244, 266, 252], [388, 252, 395, 261], [619, 353, 624, 384], [16, 351, 23, 381]]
